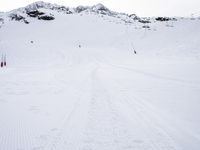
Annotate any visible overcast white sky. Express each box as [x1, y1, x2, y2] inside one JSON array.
[[0, 0, 199, 17]]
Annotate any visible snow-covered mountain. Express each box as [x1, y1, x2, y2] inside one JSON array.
[[0, 1, 180, 27], [0, 1, 200, 150], [0, 1, 136, 25]]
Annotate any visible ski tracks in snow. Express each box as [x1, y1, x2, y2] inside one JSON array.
[[87, 63, 181, 150], [45, 62, 182, 150], [80, 63, 180, 150], [44, 73, 93, 150], [82, 66, 151, 150], [0, 60, 185, 150]]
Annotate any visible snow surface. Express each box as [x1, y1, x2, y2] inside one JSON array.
[[0, 5, 200, 150]]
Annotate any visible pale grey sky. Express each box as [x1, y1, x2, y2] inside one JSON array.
[[0, 0, 199, 17]]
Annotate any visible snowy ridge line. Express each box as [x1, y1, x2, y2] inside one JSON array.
[[2, 1, 133, 20], [4, 1, 128, 16], [0, 1, 183, 27]]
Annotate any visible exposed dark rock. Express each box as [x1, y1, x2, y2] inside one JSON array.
[[139, 19, 151, 24], [38, 15, 55, 20], [27, 10, 54, 21], [94, 3, 109, 11], [129, 14, 139, 20], [91, 3, 111, 15], [76, 6, 88, 13], [57, 6, 68, 11], [27, 10, 45, 17], [57, 7, 73, 14], [9, 13, 29, 24], [24, 20, 29, 24], [155, 17, 178, 21], [155, 17, 170, 21], [10, 13, 24, 21]]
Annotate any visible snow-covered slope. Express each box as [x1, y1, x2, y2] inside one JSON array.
[[0, 2, 200, 150]]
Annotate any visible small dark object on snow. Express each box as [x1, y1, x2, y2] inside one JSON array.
[[79, 45, 81, 48], [4, 61, 6, 66], [134, 50, 137, 54], [1, 62, 3, 67], [142, 25, 150, 28], [30, 41, 34, 43]]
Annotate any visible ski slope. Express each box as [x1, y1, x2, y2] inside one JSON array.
[[0, 5, 200, 150]]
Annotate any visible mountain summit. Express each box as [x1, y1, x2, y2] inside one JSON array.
[[11, 1, 120, 16]]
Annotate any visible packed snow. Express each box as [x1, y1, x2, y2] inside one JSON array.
[[0, 2, 200, 150]]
